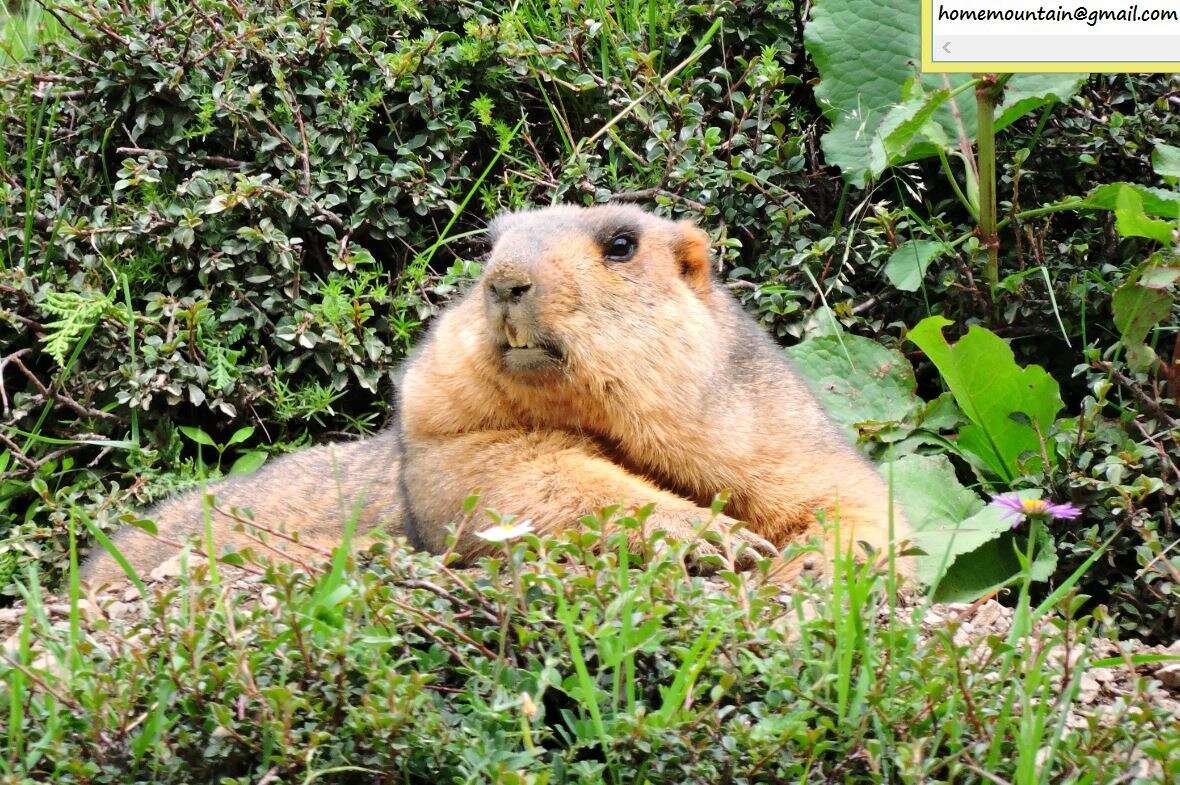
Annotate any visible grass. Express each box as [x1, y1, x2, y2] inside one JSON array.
[[0, 1, 61, 65], [1, 510, 1176, 783]]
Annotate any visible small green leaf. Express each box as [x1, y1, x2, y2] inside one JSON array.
[[230, 451, 267, 476], [179, 425, 216, 447], [226, 426, 256, 446], [129, 517, 158, 536], [883, 240, 946, 292]]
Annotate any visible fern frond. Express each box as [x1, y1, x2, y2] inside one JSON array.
[[39, 290, 113, 367]]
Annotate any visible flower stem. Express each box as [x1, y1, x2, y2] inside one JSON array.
[[975, 74, 1000, 298]]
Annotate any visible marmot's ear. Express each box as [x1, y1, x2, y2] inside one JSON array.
[[673, 220, 713, 295]]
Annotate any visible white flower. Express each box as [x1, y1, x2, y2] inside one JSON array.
[[476, 520, 535, 543]]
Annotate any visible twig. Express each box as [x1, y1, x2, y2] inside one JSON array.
[[2, 350, 116, 420], [32, 0, 85, 42], [941, 73, 979, 182], [115, 146, 250, 169], [400, 578, 499, 625], [237, 528, 319, 575], [610, 187, 707, 212], [73, 1, 130, 46], [1127, 417, 1180, 485], [851, 295, 881, 315], [253, 185, 345, 230], [435, 562, 501, 617], [962, 762, 1013, 785], [1094, 361, 1178, 429], [0, 431, 40, 470], [211, 502, 335, 559], [287, 93, 313, 195], [383, 596, 498, 660], [1136, 537, 1180, 583], [0, 653, 91, 715]]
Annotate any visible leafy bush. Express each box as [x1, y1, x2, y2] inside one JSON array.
[[0, 0, 832, 586], [0, 0, 1177, 639]]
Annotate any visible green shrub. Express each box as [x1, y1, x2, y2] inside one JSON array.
[[0, 0, 834, 587], [2, 525, 1175, 784]]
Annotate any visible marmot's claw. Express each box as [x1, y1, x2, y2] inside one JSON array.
[[726, 526, 783, 564]]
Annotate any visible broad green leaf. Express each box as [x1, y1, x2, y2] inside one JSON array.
[[1124, 342, 1157, 372], [891, 456, 1055, 599], [1139, 253, 1180, 288], [884, 239, 946, 291], [890, 454, 989, 583], [805, 0, 1084, 186], [907, 317, 1063, 482], [1113, 280, 1172, 346], [920, 392, 964, 432], [994, 75, 1085, 130], [934, 525, 1057, 603], [1087, 182, 1180, 219], [787, 333, 922, 441], [179, 425, 216, 447], [1114, 184, 1175, 244], [1112, 262, 1172, 373], [1152, 142, 1180, 179]]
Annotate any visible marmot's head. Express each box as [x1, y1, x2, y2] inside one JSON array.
[[481, 205, 716, 383]]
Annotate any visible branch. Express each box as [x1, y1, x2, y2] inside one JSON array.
[[115, 146, 250, 170], [1094, 361, 1178, 429], [1, 349, 116, 420]]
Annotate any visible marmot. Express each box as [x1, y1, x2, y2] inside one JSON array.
[[82, 205, 911, 585]]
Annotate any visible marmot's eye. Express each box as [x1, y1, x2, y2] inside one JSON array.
[[604, 233, 637, 262]]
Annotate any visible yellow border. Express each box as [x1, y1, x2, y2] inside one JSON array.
[[919, 1, 1180, 73]]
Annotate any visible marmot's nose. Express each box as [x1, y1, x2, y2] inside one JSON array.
[[488, 275, 532, 303]]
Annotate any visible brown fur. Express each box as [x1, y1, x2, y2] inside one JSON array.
[[82, 205, 911, 586]]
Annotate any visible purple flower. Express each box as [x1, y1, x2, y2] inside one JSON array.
[[991, 492, 1081, 528]]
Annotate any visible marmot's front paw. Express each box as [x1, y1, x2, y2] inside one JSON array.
[[648, 512, 778, 572]]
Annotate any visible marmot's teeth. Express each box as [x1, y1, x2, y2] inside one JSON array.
[[505, 323, 526, 348]]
